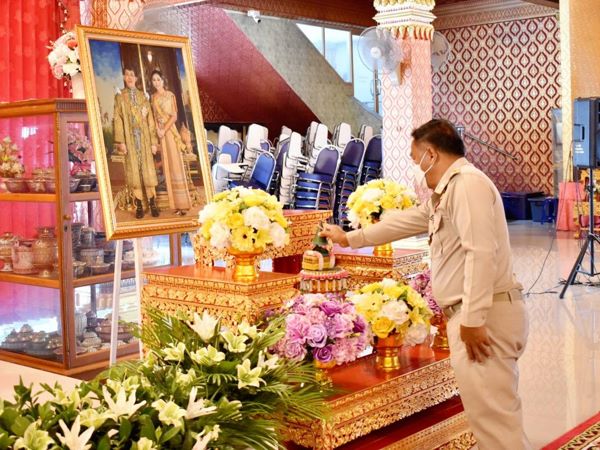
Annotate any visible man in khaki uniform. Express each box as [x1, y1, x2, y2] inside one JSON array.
[[321, 119, 530, 450]]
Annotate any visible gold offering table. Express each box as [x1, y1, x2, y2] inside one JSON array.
[[142, 265, 299, 326], [334, 246, 429, 289], [287, 346, 461, 450], [193, 210, 331, 271]]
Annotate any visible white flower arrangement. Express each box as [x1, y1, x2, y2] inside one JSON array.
[[198, 187, 289, 253], [0, 308, 330, 450], [48, 31, 80, 79]]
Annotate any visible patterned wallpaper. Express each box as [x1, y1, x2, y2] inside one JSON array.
[[432, 15, 561, 194]]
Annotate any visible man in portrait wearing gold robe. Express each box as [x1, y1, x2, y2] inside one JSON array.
[[113, 66, 160, 219]]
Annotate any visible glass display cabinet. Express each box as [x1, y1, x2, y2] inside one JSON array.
[[0, 99, 178, 377]]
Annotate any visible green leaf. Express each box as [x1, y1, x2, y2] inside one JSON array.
[[139, 415, 155, 440], [119, 418, 132, 441], [97, 434, 111, 450], [0, 407, 18, 429], [10, 416, 31, 436], [0, 430, 15, 450], [38, 403, 54, 422], [159, 425, 181, 444]]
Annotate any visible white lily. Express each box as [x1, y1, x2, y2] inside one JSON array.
[[221, 330, 247, 353], [189, 345, 226, 366], [162, 342, 186, 362], [107, 376, 140, 393], [175, 368, 197, 386], [14, 422, 54, 450], [236, 359, 264, 389], [257, 351, 280, 371], [56, 416, 95, 450], [192, 425, 221, 450], [237, 320, 258, 339], [78, 409, 108, 429], [102, 386, 146, 420], [188, 311, 219, 342], [152, 399, 187, 428], [186, 387, 218, 420], [136, 437, 158, 450]]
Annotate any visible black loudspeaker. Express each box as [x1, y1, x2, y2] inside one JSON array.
[[573, 97, 600, 168]]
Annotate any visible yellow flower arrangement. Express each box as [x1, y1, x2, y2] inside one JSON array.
[[198, 187, 289, 253], [346, 179, 417, 229], [348, 278, 433, 345]]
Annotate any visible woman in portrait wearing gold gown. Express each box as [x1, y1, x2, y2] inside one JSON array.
[[150, 69, 192, 216]]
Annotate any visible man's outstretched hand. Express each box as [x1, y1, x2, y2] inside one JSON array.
[[319, 224, 349, 247]]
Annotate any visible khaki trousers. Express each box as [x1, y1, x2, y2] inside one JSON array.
[[447, 297, 531, 450]]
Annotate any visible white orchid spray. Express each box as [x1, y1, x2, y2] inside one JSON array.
[[0, 308, 330, 449]]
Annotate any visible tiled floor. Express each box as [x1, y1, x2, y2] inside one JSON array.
[[508, 221, 600, 449]]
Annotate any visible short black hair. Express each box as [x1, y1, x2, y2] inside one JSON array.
[[122, 66, 137, 76], [411, 119, 465, 156]]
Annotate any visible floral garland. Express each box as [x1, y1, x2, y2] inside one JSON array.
[[0, 309, 329, 450]]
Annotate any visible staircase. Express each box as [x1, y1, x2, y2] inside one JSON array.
[[228, 12, 382, 135]]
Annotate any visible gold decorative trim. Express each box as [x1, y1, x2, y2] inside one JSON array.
[[142, 269, 299, 326], [335, 249, 428, 289], [287, 356, 458, 449], [384, 412, 475, 450], [433, 0, 556, 30], [193, 210, 331, 265]]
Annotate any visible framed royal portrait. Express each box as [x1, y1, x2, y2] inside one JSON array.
[[76, 26, 213, 240]]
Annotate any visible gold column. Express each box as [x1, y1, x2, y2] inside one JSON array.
[[560, 0, 600, 181]]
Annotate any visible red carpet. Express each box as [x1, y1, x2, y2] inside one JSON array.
[[542, 411, 600, 449]]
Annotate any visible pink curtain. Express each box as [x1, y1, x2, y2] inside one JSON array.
[[0, 0, 80, 318]]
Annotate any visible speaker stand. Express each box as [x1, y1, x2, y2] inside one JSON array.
[[559, 171, 600, 298]]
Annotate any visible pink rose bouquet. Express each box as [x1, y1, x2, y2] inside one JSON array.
[[272, 294, 370, 366]]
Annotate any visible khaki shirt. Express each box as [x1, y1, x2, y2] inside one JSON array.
[[347, 157, 522, 327]]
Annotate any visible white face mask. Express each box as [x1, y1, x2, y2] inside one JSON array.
[[412, 151, 436, 189]]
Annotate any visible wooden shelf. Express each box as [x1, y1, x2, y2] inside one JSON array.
[[0, 272, 60, 288], [73, 269, 136, 287], [0, 192, 57, 202], [69, 191, 100, 202]]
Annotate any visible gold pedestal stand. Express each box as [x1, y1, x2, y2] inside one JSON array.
[[286, 347, 459, 450], [334, 246, 429, 290], [142, 265, 299, 327]]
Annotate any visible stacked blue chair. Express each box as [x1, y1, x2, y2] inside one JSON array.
[[207, 140, 216, 165], [335, 139, 366, 226], [293, 146, 341, 211], [270, 138, 289, 196], [360, 135, 383, 184], [220, 140, 243, 164], [229, 152, 276, 192]]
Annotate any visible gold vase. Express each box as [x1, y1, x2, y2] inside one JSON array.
[[314, 359, 336, 383], [374, 333, 403, 371], [373, 242, 393, 257], [228, 247, 262, 283], [431, 313, 449, 350]]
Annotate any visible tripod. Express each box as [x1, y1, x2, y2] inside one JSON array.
[[559, 170, 600, 298]]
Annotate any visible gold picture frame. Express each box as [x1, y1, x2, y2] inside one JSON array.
[[77, 25, 213, 240]]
